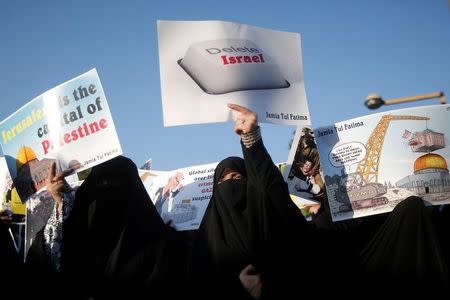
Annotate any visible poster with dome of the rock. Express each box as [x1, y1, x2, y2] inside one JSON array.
[[0, 68, 122, 200], [315, 104, 450, 222]]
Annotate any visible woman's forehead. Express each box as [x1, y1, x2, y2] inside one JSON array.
[[221, 167, 239, 176], [215, 157, 246, 178]]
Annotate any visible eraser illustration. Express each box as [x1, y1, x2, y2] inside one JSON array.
[[178, 39, 290, 95]]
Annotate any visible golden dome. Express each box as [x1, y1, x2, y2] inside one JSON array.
[[16, 146, 37, 170], [413, 153, 448, 173]]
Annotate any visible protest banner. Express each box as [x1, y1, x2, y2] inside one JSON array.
[[140, 162, 218, 231], [282, 126, 325, 207], [315, 104, 450, 221], [158, 20, 310, 127], [0, 69, 122, 200]]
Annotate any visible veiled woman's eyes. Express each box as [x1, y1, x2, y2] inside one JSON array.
[[218, 172, 245, 184], [96, 178, 122, 189]]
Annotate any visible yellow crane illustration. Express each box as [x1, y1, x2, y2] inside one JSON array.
[[356, 115, 429, 184], [337, 114, 429, 210]]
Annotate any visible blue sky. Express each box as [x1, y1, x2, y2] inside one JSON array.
[[1, 0, 449, 171]]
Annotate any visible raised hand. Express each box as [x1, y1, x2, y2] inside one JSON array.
[[227, 103, 258, 135], [47, 162, 73, 214]]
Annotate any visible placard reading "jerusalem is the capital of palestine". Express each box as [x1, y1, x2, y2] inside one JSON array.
[[0, 69, 122, 200]]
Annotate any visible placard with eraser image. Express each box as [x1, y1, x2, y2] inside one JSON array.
[[157, 20, 311, 127], [178, 38, 290, 95]]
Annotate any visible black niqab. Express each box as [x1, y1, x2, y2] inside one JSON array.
[[206, 157, 250, 268], [189, 147, 312, 298], [359, 196, 449, 295], [62, 156, 187, 298]]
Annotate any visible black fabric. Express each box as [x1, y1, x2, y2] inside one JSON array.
[[309, 192, 388, 292], [25, 228, 67, 299], [311, 195, 450, 297], [0, 223, 24, 295], [359, 196, 449, 296], [242, 139, 315, 298], [188, 140, 313, 299], [61, 156, 188, 299], [209, 157, 250, 265], [435, 204, 450, 280], [188, 157, 252, 299]]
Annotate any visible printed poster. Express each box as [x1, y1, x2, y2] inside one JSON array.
[[282, 126, 325, 207], [315, 104, 450, 221], [278, 162, 313, 221], [0, 157, 26, 224], [0, 69, 122, 200], [140, 162, 218, 231], [1, 156, 26, 258], [157, 20, 310, 127]]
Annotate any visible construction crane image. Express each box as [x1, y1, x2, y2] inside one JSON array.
[[336, 114, 430, 211]]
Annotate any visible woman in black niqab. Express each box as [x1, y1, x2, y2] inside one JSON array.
[[188, 156, 252, 298], [207, 157, 250, 266], [359, 196, 450, 296], [61, 156, 188, 299], [187, 104, 314, 299]]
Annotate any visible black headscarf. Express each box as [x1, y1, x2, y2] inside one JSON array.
[[312, 194, 450, 296], [359, 196, 449, 296], [206, 157, 250, 268], [188, 150, 312, 298], [62, 156, 188, 298], [0, 223, 24, 292], [187, 156, 254, 298]]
